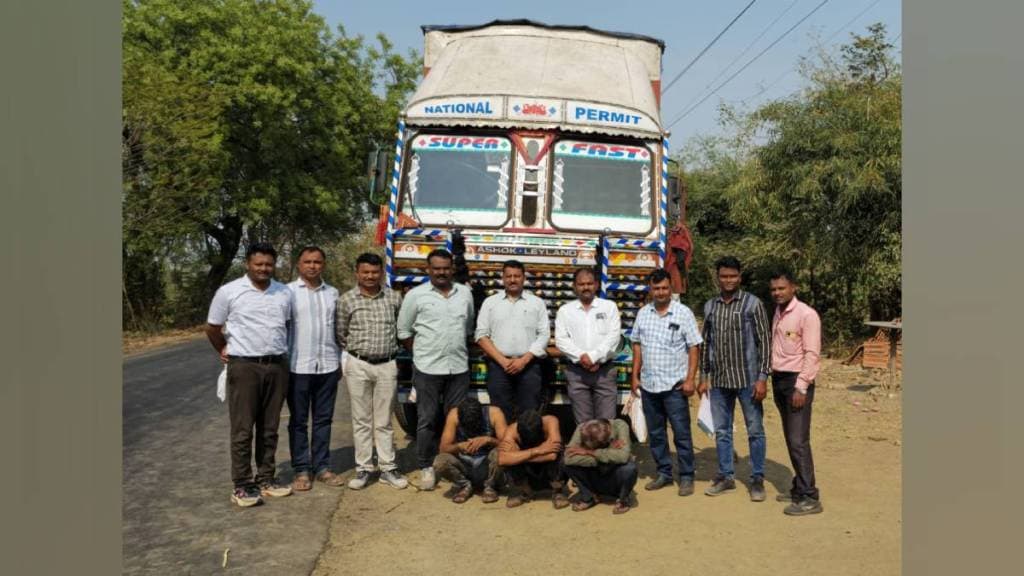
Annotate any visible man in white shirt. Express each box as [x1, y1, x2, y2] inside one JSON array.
[[555, 268, 622, 425], [206, 243, 294, 508], [286, 246, 343, 492]]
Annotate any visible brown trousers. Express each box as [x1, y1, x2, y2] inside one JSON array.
[[227, 359, 288, 489]]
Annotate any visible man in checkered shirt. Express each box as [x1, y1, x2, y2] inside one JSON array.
[[629, 268, 703, 497]]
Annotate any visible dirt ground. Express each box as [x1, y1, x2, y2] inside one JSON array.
[[312, 359, 901, 576]]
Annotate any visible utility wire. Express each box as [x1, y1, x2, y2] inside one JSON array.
[[737, 0, 889, 106], [666, 0, 832, 129], [661, 0, 759, 95], [677, 0, 800, 118]]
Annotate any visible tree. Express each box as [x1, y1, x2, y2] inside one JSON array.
[[682, 24, 901, 344], [122, 0, 418, 327]]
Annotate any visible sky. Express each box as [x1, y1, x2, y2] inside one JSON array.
[[312, 0, 901, 148]]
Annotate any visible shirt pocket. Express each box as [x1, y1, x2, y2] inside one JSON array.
[[780, 329, 802, 355]]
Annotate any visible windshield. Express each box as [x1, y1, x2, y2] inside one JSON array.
[[402, 134, 512, 227], [550, 140, 654, 234]]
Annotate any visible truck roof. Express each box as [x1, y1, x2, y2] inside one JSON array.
[[405, 20, 666, 139]]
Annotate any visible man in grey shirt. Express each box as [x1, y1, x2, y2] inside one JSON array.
[[397, 249, 476, 491], [475, 259, 550, 421]]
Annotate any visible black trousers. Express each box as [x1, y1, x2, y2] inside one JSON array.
[[485, 358, 542, 422], [772, 371, 820, 501], [227, 359, 288, 489], [565, 461, 638, 502], [413, 369, 470, 469], [505, 460, 565, 494]]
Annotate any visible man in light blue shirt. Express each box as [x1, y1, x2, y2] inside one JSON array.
[[397, 249, 475, 490], [630, 268, 702, 497], [475, 260, 550, 421]]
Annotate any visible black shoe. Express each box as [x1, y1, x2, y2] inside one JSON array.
[[784, 498, 823, 516], [644, 475, 673, 491], [749, 477, 766, 502], [677, 477, 695, 497], [704, 476, 736, 496]]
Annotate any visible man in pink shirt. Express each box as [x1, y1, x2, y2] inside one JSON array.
[[769, 268, 823, 516]]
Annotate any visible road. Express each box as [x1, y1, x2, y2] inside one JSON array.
[[123, 339, 359, 575]]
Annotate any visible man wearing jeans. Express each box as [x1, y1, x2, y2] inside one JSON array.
[[205, 242, 293, 507], [769, 268, 823, 516], [698, 256, 772, 502], [336, 252, 408, 490], [286, 246, 343, 491], [475, 259, 550, 421], [630, 268, 702, 497], [397, 249, 475, 491]]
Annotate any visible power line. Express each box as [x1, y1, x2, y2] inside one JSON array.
[[665, 0, 832, 130], [661, 0, 759, 95], [677, 0, 800, 118], [736, 0, 889, 107], [826, 0, 884, 43]]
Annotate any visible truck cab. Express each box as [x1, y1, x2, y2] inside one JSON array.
[[373, 20, 681, 436]]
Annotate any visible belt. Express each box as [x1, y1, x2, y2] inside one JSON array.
[[349, 351, 397, 365], [229, 354, 286, 365]]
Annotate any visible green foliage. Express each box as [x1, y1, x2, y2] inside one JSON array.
[[122, 0, 418, 329], [681, 24, 901, 345]]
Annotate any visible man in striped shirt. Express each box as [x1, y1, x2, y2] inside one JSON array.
[[336, 252, 408, 490], [698, 256, 771, 502], [287, 246, 343, 491]]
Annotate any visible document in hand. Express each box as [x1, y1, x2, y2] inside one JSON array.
[[697, 392, 714, 438]]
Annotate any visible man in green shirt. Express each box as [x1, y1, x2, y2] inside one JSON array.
[[397, 249, 476, 491], [563, 418, 637, 514]]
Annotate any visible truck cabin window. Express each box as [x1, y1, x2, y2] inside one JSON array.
[[550, 140, 654, 234], [402, 135, 512, 227]]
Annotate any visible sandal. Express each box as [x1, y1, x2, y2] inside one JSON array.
[[451, 485, 473, 504], [571, 498, 597, 512], [481, 487, 499, 504], [612, 499, 631, 515], [552, 491, 571, 510], [316, 470, 346, 487], [291, 473, 312, 492]]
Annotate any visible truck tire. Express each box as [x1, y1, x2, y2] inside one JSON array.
[[394, 403, 418, 438]]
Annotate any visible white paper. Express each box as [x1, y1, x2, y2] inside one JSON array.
[[216, 367, 227, 402], [625, 394, 648, 443], [697, 392, 715, 438]]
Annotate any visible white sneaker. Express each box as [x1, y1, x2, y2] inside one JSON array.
[[380, 470, 409, 489], [419, 467, 436, 491], [348, 470, 371, 490]]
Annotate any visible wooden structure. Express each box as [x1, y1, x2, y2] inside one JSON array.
[[844, 319, 903, 389]]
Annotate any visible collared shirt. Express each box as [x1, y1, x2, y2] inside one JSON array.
[[700, 290, 771, 389], [335, 285, 402, 359], [207, 275, 292, 356], [396, 281, 475, 375], [287, 279, 340, 374], [630, 300, 703, 393], [554, 297, 621, 365], [474, 290, 550, 358], [771, 296, 821, 392]]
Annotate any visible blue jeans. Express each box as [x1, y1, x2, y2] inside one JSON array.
[[287, 371, 340, 475], [710, 385, 766, 480], [641, 387, 695, 480]]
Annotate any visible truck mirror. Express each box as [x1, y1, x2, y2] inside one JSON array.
[[667, 174, 681, 224], [367, 144, 392, 204]]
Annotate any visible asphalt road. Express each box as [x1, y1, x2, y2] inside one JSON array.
[[123, 339, 361, 575]]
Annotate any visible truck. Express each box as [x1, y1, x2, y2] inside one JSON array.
[[367, 20, 688, 438]]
